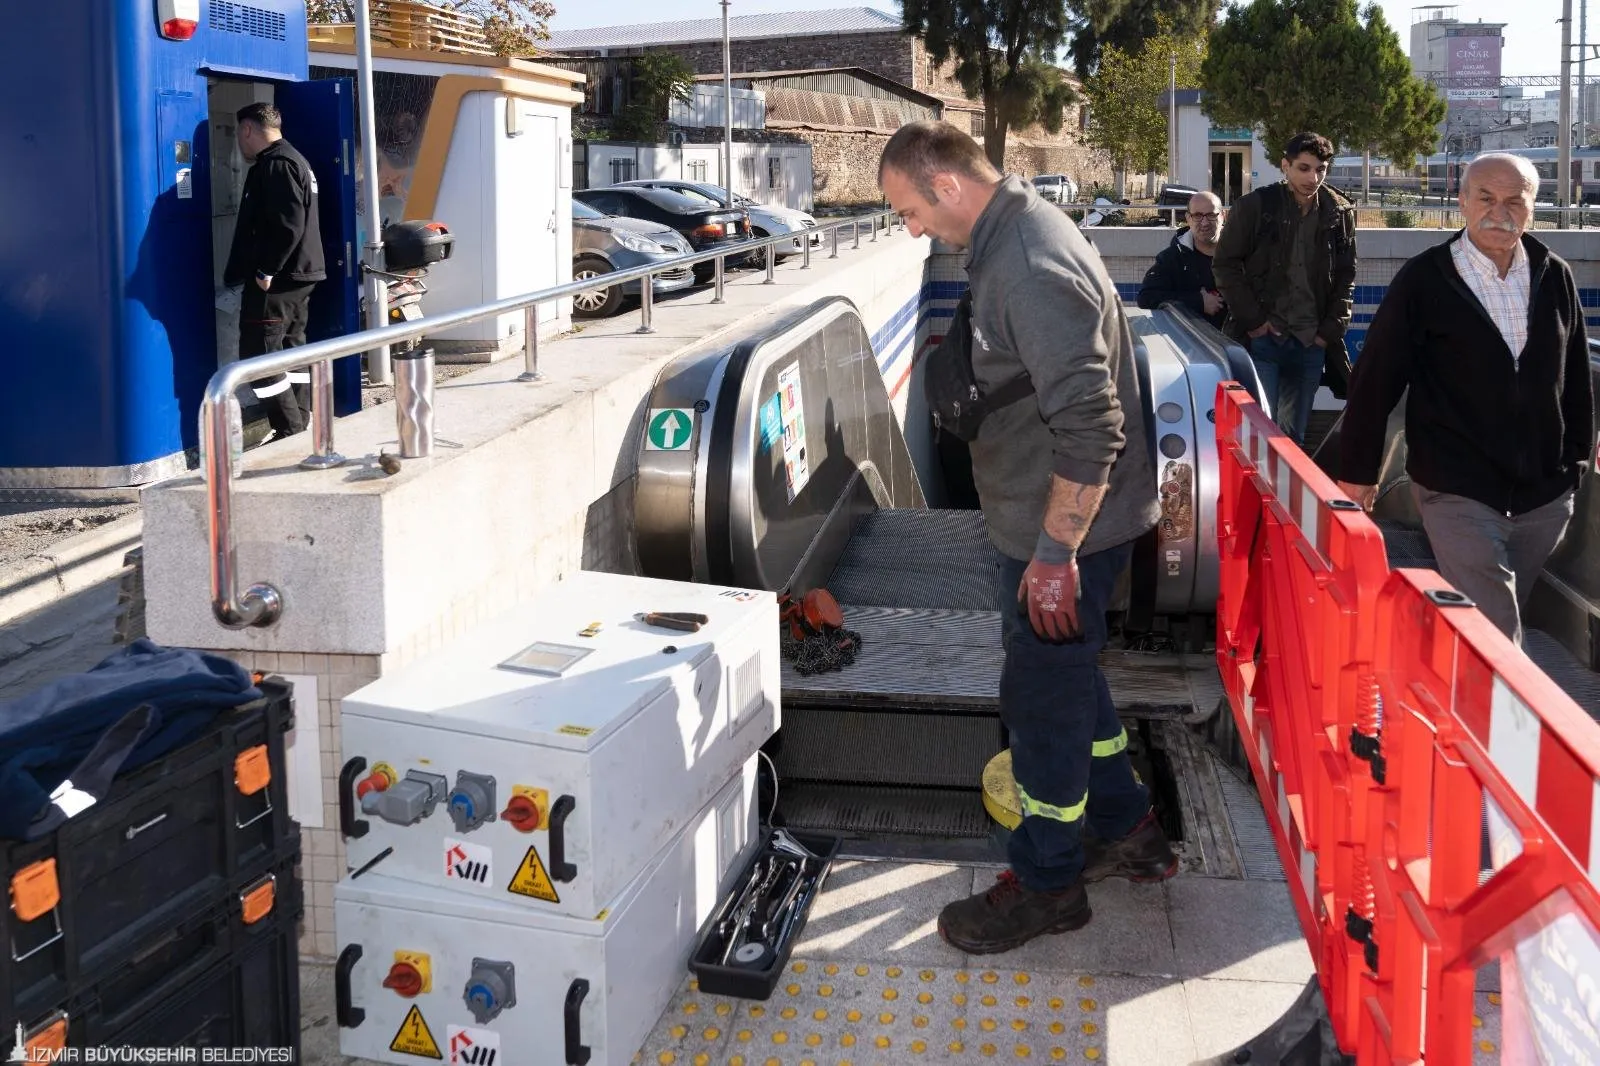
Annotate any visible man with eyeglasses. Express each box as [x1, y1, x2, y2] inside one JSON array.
[[1137, 191, 1227, 330]]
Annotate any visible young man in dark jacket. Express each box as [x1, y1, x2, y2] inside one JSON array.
[[1212, 132, 1357, 445], [223, 102, 327, 439], [1338, 153, 1594, 646], [878, 121, 1173, 956], [1137, 190, 1227, 330]]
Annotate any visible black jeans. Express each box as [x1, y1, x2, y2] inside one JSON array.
[[240, 281, 317, 437], [997, 541, 1150, 891]]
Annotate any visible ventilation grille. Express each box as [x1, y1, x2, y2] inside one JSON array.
[[732, 651, 764, 726], [210, 1, 288, 41]]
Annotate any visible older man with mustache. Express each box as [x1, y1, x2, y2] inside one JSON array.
[[1337, 153, 1595, 646]]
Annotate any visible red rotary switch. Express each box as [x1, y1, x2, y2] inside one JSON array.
[[501, 794, 542, 832], [383, 961, 424, 998], [356, 765, 395, 799]]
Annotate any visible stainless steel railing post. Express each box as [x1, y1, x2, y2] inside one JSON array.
[[713, 256, 725, 303], [298, 359, 347, 470], [517, 304, 542, 382], [637, 271, 656, 333]]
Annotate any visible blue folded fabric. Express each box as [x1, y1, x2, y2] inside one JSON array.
[[0, 638, 261, 840]]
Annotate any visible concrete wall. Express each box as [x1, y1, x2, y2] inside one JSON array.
[[140, 228, 928, 959]]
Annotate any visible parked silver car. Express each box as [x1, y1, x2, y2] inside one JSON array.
[[571, 200, 697, 319], [614, 179, 819, 259]]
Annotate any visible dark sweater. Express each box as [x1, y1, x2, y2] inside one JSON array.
[[964, 175, 1160, 560], [1339, 231, 1594, 516], [223, 139, 327, 287]]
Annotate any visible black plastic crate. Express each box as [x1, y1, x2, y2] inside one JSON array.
[[688, 830, 840, 1000], [2, 678, 300, 1028]]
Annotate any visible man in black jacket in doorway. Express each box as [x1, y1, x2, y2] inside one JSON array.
[[223, 102, 327, 439], [1137, 190, 1227, 331], [1338, 152, 1595, 646]]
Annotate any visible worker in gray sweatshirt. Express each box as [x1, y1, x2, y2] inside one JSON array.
[[878, 121, 1175, 955]]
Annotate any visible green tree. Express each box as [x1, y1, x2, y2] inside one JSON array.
[[1084, 16, 1206, 180], [901, 0, 1080, 170], [1065, 0, 1219, 80], [1200, 0, 1444, 163], [611, 52, 696, 143], [305, 0, 555, 56]]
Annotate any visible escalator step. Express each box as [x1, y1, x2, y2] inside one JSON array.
[[774, 782, 996, 839], [826, 509, 998, 611], [1524, 629, 1600, 722]]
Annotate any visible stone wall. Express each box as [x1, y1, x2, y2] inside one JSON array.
[[806, 130, 894, 207]]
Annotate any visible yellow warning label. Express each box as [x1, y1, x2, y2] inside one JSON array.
[[389, 1004, 442, 1059], [507, 845, 560, 902], [557, 724, 594, 737]]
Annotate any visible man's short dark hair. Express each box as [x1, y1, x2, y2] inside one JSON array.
[[878, 120, 999, 201], [236, 102, 282, 131], [1282, 132, 1333, 163]]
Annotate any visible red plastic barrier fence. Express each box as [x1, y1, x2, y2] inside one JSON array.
[[1358, 569, 1600, 1065], [1214, 382, 1393, 1052]]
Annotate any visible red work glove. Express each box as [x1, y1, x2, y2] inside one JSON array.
[[1017, 532, 1082, 643]]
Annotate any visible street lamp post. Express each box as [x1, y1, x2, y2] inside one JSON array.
[[721, 0, 734, 212]]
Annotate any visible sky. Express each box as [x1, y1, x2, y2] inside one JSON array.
[[547, 0, 1573, 77]]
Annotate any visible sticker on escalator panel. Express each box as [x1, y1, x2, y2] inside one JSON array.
[[776, 362, 811, 500], [444, 838, 492, 885], [447, 1024, 500, 1066], [390, 1004, 442, 1059], [759, 393, 782, 451], [507, 844, 560, 902], [645, 407, 694, 451]]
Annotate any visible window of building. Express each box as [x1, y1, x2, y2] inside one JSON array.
[[688, 159, 708, 180], [769, 157, 782, 189], [610, 158, 636, 183]]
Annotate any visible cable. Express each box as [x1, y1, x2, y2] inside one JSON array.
[[757, 748, 779, 826]]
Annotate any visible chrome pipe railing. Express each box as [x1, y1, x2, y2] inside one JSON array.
[[203, 208, 900, 629]]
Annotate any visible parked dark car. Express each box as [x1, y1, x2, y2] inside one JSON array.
[[574, 187, 752, 282], [571, 200, 695, 318]]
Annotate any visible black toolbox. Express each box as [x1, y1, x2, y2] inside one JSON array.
[[2, 677, 300, 1031], [688, 829, 840, 999]]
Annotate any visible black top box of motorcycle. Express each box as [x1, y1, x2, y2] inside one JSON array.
[[382, 221, 454, 271]]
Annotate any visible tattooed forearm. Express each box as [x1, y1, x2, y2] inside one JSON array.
[[1042, 476, 1107, 551]]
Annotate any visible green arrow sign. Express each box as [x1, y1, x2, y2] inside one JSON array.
[[645, 408, 694, 451]]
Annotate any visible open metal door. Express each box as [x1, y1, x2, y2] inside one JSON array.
[[274, 77, 361, 415]]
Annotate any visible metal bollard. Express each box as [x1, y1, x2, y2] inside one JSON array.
[[801, 233, 811, 269], [713, 256, 725, 303], [853, 220, 860, 249], [517, 304, 542, 382], [637, 272, 656, 333], [764, 242, 776, 284], [830, 228, 839, 259], [870, 215, 879, 242], [393, 348, 435, 458], [299, 358, 347, 469]]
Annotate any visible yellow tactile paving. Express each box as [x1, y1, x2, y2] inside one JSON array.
[[637, 960, 1108, 1065], [1471, 991, 1503, 1065]]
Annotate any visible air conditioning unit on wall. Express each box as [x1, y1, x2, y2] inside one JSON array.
[[668, 130, 686, 146]]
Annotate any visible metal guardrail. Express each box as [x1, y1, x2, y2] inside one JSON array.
[[203, 209, 903, 629]]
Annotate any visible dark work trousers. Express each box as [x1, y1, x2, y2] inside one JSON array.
[[997, 540, 1150, 891], [1413, 483, 1576, 647], [240, 281, 317, 438]]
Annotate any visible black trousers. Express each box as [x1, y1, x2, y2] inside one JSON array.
[[240, 281, 317, 437]]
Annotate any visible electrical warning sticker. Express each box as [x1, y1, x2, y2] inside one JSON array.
[[390, 1004, 442, 1059], [447, 1024, 501, 1066], [444, 838, 492, 885], [507, 844, 560, 902]]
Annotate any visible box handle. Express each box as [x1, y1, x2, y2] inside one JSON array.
[[336, 943, 365, 1027], [548, 794, 577, 883], [339, 757, 370, 839], [563, 977, 591, 1065]]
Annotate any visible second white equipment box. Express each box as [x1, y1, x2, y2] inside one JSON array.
[[334, 757, 761, 1066], [338, 569, 779, 918]]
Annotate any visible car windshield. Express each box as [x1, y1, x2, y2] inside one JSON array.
[[572, 200, 606, 219]]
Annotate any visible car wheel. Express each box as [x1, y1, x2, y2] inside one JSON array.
[[752, 227, 791, 263], [572, 256, 623, 318]]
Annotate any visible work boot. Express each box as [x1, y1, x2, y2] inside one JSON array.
[[1081, 810, 1179, 883], [936, 871, 1091, 955]]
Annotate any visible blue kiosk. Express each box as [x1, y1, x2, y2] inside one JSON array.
[[1, 0, 361, 491]]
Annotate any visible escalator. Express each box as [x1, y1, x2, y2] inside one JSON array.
[[633, 295, 1286, 872]]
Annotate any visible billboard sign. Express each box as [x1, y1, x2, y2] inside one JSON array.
[[1446, 33, 1502, 110]]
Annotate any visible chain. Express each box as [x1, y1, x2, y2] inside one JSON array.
[[780, 626, 864, 676]]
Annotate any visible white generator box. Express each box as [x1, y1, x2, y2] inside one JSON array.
[[339, 570, 778, 919], [335, 758, 759, 1066]]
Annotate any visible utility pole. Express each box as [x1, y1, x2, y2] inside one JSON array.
[[1561, 0, 1574, 225], [721, 0, 734, 210], [355, 0, 390, 383], [1581, 0, 1589, 148], [1168, 52, 1177, 187]]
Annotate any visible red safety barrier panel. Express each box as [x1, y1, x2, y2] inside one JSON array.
[[1358, 569, 1600, 1065], [1214, 382, 1393, 1051]]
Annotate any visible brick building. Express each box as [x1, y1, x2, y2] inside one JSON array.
[[546, 6, 1112, 206]]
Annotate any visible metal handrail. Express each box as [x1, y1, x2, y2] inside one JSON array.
[[203, 208, 902, 628]]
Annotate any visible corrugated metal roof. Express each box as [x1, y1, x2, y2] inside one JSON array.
[[546, 7, 901, 51]]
